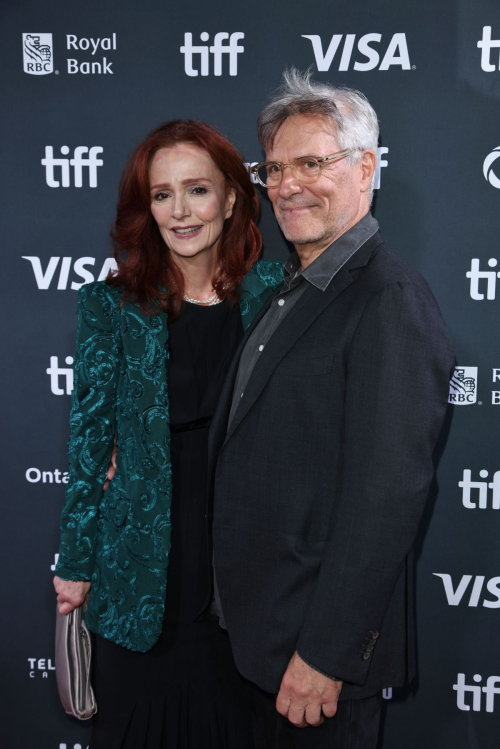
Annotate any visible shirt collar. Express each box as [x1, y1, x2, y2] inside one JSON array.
[[283, 212, 379, 292]]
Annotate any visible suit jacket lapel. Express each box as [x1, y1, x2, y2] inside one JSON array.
[[208, 290, 277, 473], [222, 231, 383, 449], [223, 268, 352, 447]]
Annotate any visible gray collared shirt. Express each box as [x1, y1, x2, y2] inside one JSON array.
[[228, 212, 379, 429]]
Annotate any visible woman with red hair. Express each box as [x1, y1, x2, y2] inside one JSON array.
[[53, 120, 283, 748]]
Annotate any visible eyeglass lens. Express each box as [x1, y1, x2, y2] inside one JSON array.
[[257, 156, 320, 186]]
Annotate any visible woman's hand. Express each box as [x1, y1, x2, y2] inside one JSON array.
[[103, 439, 118, 491], [53, 576, 91, 615]]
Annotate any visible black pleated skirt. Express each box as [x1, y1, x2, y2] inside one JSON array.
[[90, 616, 252, 749]]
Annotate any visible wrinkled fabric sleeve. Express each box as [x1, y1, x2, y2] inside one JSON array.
[[296, 281, 454, 686], [55, 284, 121, 581]]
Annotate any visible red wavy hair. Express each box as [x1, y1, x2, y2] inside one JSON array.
[[107, 120, 262, 317]]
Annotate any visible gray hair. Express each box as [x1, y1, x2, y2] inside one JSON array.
[[257, 68, 379, 165]]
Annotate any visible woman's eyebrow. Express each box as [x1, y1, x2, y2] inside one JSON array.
[[150, 176, 213, 190]]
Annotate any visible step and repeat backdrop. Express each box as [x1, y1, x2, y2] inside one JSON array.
[[1, 0, 499, 747]]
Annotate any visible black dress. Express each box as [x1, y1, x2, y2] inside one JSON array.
[[90, 300, 251, 749]]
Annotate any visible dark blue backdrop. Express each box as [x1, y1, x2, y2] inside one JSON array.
[[1, 1, 499, 747]]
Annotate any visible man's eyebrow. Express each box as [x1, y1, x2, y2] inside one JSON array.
[[264, 154, 321, 162]]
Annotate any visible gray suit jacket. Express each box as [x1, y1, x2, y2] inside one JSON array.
[[208, 231, 455, 700]]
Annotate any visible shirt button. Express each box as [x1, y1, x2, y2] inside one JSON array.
[[240, 392, 244, 398], [258, 345, 264, 352], [278, 299, 285, 306]]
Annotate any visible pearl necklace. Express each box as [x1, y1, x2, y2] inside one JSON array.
[[182, 293, 221, 306]]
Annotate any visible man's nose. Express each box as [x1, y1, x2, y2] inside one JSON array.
[[277, 165, 303, 199]]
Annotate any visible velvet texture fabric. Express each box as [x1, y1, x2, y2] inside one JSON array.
[[56, 260, 283, 652]]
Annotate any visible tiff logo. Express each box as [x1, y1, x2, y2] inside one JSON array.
[[41, 146, 103, 187], [47, 356, 74, 395], [467, 258, 500, 300], [477, 26, 500, 71], [454, 674, 500, 712], [180, 32, 244, 76], [302, 32, 411, 72], [434, 574, 500, 608], [459, 469, 500, 509]]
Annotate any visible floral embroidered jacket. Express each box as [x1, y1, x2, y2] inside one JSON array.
[[56, 260, 284, 652]]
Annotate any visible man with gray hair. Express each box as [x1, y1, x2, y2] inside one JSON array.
[[209, 69, 454, 747]]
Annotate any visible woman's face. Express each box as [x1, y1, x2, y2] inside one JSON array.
[[149, 143, 236, 263]]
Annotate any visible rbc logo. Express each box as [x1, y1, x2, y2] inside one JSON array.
[[23, 33, 53, 75], [180, 32, 244, 76], [302, 32, 411, 72], [477, 26, 500, 72], [454, 674, 500, 712], [41, 146, 103, 187], [483, 147, 500, 188], [448, 367, 477, 404]]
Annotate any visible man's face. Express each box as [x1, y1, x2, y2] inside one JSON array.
[[265, 114, 372, 252]]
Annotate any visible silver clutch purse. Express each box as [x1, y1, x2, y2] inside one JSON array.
[[55, 601, 97, 720]]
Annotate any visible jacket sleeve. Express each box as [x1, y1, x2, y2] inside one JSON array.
[[296, 280, 454, 685], [55, 283, 121, 581]]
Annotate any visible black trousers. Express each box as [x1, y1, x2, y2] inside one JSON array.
[[245, 679, 382, 749]]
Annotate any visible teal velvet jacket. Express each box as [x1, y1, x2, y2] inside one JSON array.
[[56, 260, 283, 652]]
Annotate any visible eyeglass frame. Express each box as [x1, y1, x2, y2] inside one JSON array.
[[250, 148, 359, 188]]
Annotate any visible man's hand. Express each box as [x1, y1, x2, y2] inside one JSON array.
[[53, 576, 91, 615], [276, 651, 343, 728]]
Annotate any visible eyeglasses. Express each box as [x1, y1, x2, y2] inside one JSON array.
[[250, 148, 357, 188]]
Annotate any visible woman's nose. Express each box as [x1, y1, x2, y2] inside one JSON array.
[[172, 194, 189, 219]]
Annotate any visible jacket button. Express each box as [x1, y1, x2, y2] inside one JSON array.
[[362, 652, 371, 660], [370, 631, 380, 640]]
